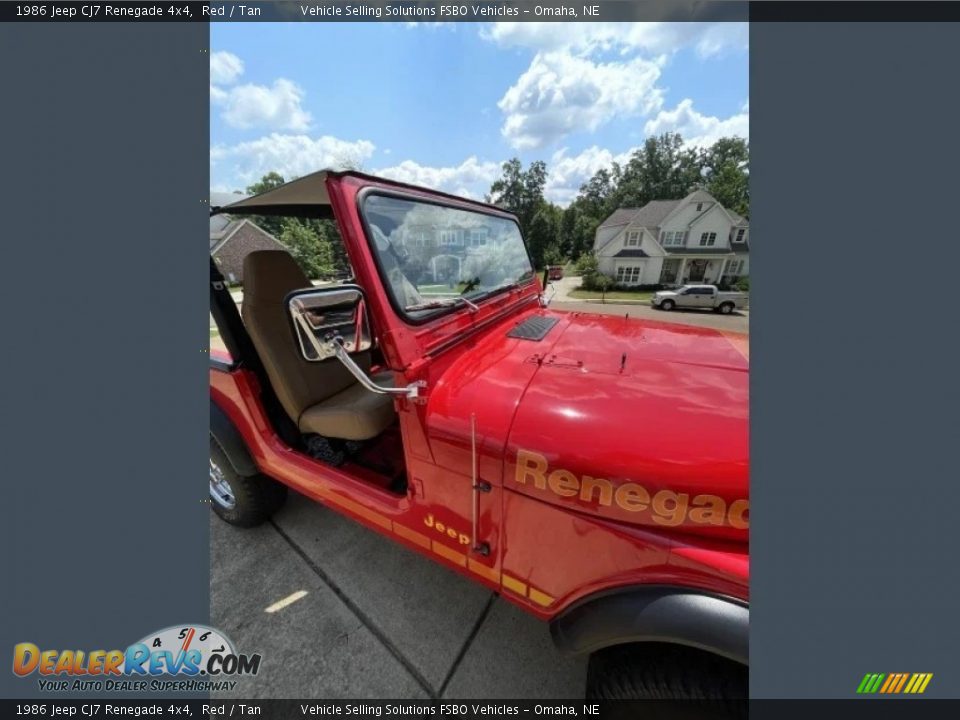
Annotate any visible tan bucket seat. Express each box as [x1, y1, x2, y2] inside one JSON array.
[[241, 250, 396, 441]]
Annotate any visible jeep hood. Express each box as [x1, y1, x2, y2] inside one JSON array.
[[425, 309, 748, 542]]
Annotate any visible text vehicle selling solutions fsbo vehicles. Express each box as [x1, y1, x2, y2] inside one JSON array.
[[208, 171, 749, 705]]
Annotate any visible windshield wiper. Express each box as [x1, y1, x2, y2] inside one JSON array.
[[406, 296, 479, 313]]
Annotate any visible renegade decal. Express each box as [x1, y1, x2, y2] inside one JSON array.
[[514, 449, 749, 530]]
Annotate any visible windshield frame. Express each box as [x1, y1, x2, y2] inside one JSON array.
[[356, 188, 537, 326]]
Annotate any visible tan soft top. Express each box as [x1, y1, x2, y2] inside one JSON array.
[[213, 170, 333, 218], [210, 169, 515, 220]]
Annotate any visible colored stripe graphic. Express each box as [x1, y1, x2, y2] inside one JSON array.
[[858, 673, 933, 694]]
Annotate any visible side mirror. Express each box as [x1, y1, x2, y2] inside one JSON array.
[[287, 285, 425, 400], [287, 286, 371, 362], [539, 268, 556, 308]]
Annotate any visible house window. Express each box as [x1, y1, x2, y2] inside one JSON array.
[[625, 230, 640, 247], [616, 266, 642, 284], [726, 259, 743, 275], [469, 229, 488, 247], [439, 230, 459, 246], [699, 232, 717, 247], [696, 203, 703, 211], [734, 228, 746, 243], [662, 231, 684, 247]]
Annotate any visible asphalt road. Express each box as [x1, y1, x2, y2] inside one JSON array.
[[550, 300, 749, 334], [549, 275, 749, 334], [211, 493, 587, 699]]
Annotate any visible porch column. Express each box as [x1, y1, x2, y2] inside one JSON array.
[[677, 257, 686, 284]]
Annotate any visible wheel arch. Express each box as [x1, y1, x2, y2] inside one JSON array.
[[550, 585, 748, 666], [210, 399, 259, 477]]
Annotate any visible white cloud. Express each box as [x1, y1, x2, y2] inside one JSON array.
[[498, 51, 664, 150], [211, 134, 376, 188], [209, 85, 228, 104], [210, 51, 244, 84], [375, 156, 501, 200], [644, 99, 749, 148], [543, 145, 634, 206], [481, 22, 747, 58], [214, 79, 312, 131]]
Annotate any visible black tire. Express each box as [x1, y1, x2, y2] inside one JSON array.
[[209, 436, 287, 527], [718, 302, 734, 315], [586, 643, 747, 719], [660, 299, 675, 311]]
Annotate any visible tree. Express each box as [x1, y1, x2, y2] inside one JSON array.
[[525, 203, 561, 270], [489, 158, 549, 235], [571, 212, 600, 261], [703, 138, 750, 218], [240, 172, 351, 280], [244, 172, 287, 239], [611, 133, 705, 209], [578, 167, 615, 219], [246, 171, 285, 195], [279, 219, 334, 280]]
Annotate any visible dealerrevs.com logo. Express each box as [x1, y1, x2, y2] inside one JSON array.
[[12, 624, 261, 693]]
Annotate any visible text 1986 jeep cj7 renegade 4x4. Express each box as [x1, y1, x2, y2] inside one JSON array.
[[209, 171, 749, 705]]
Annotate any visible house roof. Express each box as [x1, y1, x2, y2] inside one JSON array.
[[209, 217, 283, 255], [598, 200, 681, 231], [209, 214, 234, 240], [728, 209, 748, 226], [211, 191, 249, 208], [595, 189, 749, 255], [612, 249, 649, 258], [597, 208, 643, 229]]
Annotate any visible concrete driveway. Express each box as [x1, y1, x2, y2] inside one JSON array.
[[211, 492, 587, 699]]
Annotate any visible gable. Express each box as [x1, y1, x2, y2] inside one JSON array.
[[688, 203, 733, 233]]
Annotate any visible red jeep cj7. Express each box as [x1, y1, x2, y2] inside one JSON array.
[[209, 171, 749, 702]]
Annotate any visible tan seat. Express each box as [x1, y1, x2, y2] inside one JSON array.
[[241, 250, 396, 441]]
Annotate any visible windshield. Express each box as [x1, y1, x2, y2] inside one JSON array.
[[361, 194, 534, 319]]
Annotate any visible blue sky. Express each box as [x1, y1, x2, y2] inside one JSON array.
[[211, 22, 748, 205]]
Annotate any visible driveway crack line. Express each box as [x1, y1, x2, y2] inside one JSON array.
[[437, 592, 497, 698], [270, 519, 438, 699]]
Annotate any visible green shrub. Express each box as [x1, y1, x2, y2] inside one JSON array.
[[613, 283, 664, 292], [574, 253, 599, 276], [735, 276, 750, 292]]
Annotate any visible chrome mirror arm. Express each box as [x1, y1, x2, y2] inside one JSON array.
[[290, 302, 425, 400], [540, 283, 557, 308], [326, 335, 425, 400]]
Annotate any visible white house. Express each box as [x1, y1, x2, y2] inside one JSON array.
[[593, 190, 749, 287]]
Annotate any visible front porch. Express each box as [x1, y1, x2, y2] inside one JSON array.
[[659, 256, 737, 286]]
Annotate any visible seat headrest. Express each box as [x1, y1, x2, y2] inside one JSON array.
[[243, 250, 312, 304]]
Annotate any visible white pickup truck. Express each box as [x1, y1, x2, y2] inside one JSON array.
[[651, 284, 748, 314]]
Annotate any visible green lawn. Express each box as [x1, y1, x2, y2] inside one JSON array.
[[568, 289, 654, 302]]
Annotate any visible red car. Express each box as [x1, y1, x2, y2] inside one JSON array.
[[209, 171, 749, 705], [547, 264, 564, 281]]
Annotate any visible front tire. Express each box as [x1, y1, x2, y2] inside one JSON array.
[[586, 644, 747, 719], [210, 436, 286, 527], [660, 299, 675, 311], [717, 302, 734, 315]]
